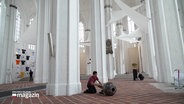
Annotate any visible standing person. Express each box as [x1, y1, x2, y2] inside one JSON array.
[[29, 70, 33, 81], [133, 69, 138, 81], [84, 71, 103, 94]]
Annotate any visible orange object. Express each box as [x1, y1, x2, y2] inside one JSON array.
[[16, 60, 20, 65]]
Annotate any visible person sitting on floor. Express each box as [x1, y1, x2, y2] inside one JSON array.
[[84, 71, 103, 94]]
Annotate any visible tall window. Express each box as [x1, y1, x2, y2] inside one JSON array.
[[79, 22, 84, 47], [15, 10, 21, 42], [28, 44, 36, 50], [127, 16, 135, 33], [29, 18, 34, 26]]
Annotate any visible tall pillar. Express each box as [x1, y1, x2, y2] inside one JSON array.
[[91, 0, 108, 83], [104, 0, 114, 79], [84, 29, 92, 75], [144, 0, 158, 79], [34, 0, 44, 83], [0, 0, 7, 84], [46, 0, 81, 96], [0, 0, 17, 84], [119, 41, 126, 73], [35, 0, 50, 83], [141, 31, 153, 76], [175, 0, 184, 58], [41, 0, 50, 83], [116, 22, 124, 74], [149, 0, 184, 83]]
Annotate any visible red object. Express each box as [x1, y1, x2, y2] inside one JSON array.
[[16, 60, 20, 65], [87, 75, 99, 85]]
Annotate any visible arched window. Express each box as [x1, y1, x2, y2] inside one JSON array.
[[14, 10, 21, 42]]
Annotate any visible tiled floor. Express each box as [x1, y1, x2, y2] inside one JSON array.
[[0, 78, 184, 104], [0, 81, 45, 92]]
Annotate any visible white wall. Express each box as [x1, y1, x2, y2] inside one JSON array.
[[128, 47, 139, 71]]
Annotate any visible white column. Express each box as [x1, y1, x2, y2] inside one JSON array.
[[91, 0, 108, 83], [141, 32, 152, 76], [1, 0, 17, 84], [175, 0, 184, 61], [46, 0, 81, 96], [35, 0, 50, 83], [115, 23, 122, 74], [149, 0, 184, 83], [104, 0, 114, 79], [145, 0, 158, 79], [0, 0, 7, 84], [137, 43, 143, 73], [115, 22, 126, 74], [34, 0, 44, 83], [84, 29, 92, 75], [119, 41, 126, 73], [42, 0, 50, 83]]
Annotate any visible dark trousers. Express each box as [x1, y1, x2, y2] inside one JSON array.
[[133, 69, 138, 80], [29, 76, 33, 81], [86, 84, 97, 93]]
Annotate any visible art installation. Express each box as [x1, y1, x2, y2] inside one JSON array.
[[116, 28, 143, 43], [102, 82, 117, 96], [15, 48, 36, 79], [108, 0, 149, 33]]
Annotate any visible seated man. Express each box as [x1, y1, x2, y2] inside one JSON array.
[[84, 71, 103, 94]]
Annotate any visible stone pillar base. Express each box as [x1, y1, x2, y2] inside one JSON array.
[[46, 82, 81, 96]]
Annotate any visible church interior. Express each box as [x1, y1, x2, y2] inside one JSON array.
[[0, 0, 184, 103]]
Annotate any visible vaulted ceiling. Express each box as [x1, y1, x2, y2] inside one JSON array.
[[79, 0, 141, 28], [15, 0, 36, 24], [14, 0, 141, 31], [13, 0, 142, 44]]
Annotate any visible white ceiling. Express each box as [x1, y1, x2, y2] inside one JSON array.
[[79, 0, 141, 25], [14, 0, 36, 44], [14, 0, 141, 27], [16, 0, 142, 44], [15, 0, 36, 20]]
